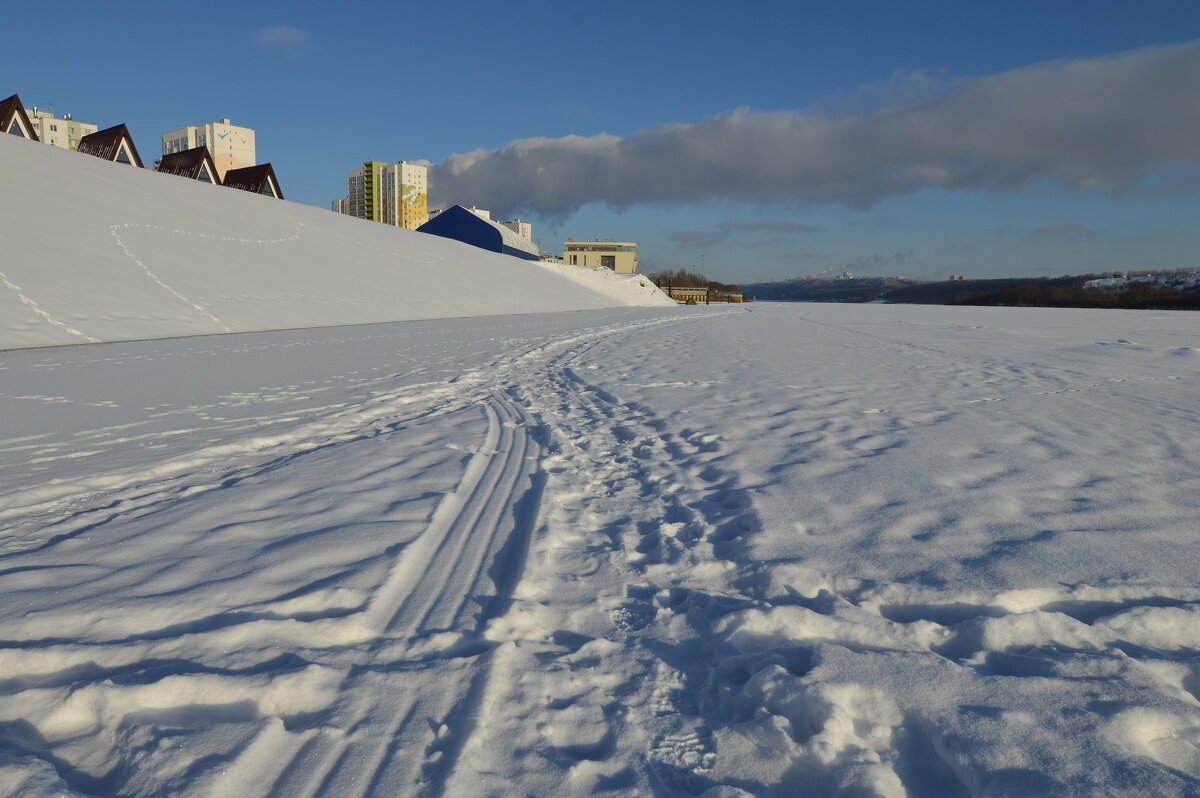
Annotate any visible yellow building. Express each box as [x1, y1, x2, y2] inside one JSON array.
[[342, 161, 428, 230], [161, 119, 255, 180], [563, 239, 638, 274], [25, 107, 98, 150], [381, 161, 429, 230]]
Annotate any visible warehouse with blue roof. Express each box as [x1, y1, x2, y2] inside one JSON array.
[[416, 205, 541, 261]]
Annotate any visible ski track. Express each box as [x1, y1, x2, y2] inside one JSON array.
[[0, 311, 709, 797], [2, 304, 1198, 797]]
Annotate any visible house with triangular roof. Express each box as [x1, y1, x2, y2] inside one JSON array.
[[77, 124, 143, 167], [222, 163, 283, 199], [157, 145, 221, 185], [1, 94, 39, 141]]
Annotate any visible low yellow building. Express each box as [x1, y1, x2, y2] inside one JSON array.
[[563, 239, 638, 274]]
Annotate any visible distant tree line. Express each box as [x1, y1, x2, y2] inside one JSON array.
[[648, 268, 741, 293], [949, 278, 1200, 310]]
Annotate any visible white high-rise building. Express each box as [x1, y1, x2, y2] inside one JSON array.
[[161, 119, 255, 180], [380, 161, 429, 230], [25, 107, 98, 150], [500, 219, 532, 241]]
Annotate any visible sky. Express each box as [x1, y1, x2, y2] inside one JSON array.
[[6, 0, 1200, 282]]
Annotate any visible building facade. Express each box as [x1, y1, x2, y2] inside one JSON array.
[[342, 161, 429, 229], [563, 239, 639, 274], [345, 161, 386, 221], [25, 107, 97, 150], [500, 219, 532, 241], [161, 119, 255, 180], [416, 204, 541, 261], [380, 161, 428, 230]]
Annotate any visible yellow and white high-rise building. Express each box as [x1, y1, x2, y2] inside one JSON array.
[[341, 161, 429, 230]]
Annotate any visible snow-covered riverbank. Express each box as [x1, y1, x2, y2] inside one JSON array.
[[3, 302, 1198, 797]]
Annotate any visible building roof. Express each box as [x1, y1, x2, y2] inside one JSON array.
[[77, 124, 144, 167], [416, 204, 541, 261], [223, 163, 283, 199], [1, 94, 39, 141], [157, 146, 221, 184], [564, 240, 637, 248]]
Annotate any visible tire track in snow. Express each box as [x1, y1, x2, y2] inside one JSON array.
[[366, 391, 541, 641], [0, 310, 721, 797], [275, 314, 716, 798]]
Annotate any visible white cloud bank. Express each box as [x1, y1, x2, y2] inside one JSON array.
[[431, 41, 1200, 217]]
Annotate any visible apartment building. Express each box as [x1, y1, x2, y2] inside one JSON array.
[[341, 161, 429, 230], [161, 119, 255, 179], [25, 107, 98, 150], [380, 161, 429, 230], [500, 219, 532, 241]]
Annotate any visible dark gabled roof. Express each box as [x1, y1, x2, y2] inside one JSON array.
[[77, 124, 144, 167], [157, 145, 221, 184], [223, 163, 283, 199], [1, 94, 39, 141]]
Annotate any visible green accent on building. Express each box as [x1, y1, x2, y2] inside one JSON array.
[[362, 160, 386, 223]]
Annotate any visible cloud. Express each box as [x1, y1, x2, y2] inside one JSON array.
[[431, 40, 1200, 218], [838, 251, 916, 275], [669, 219, 822, 248], [255, 25, 311, 55], [670, 230, 725, 248], [719, 220, 822, 234], [1028, 224, 1098, 241], [816, 68, 963, 115]]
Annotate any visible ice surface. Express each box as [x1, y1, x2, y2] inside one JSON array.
[[1, 301, 1197, 796]]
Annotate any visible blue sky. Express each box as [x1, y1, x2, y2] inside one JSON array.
[[6, 0, 1200, 282]]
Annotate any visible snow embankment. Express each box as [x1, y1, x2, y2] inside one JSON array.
[[0, 134, 672, 350]]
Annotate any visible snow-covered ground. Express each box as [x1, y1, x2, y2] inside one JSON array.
[[1084, 273, 1200, 291], [2, 301, 1198, 797], [0, 134, 670, 351]]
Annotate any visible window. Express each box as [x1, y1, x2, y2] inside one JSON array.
[[50, 123, 57, 132], [116, 142, 132, 164]]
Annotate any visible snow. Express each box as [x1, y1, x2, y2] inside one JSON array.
[[1084, 272, 1200, 290], [2, 302, 1197, 796], [0, 134, 670, 351], [3, 136, 1200, 796]]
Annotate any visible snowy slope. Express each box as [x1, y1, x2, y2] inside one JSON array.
[[0, 134, 671, 350], [2, 302, 1198, 797], [1084, 272, 1200, 290]]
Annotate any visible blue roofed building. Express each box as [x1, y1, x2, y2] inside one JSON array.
[[416, 204, 541, 261]]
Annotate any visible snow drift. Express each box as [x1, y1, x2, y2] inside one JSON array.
[[0, 134, 671, 350]]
